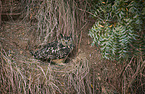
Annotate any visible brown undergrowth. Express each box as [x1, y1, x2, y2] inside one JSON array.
[[1, 21, 144, 94], [0, 0, 144, 94]]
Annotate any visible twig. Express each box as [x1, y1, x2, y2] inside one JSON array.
[[0, 0, 2, 26], [125, 60, 145, 93], [1, 13, 21, 15], [119, 56, 134, 77]]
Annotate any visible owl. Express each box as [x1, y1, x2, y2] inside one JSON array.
[[30, 34, 74, 65]]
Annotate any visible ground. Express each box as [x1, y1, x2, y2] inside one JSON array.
[[0, 20, 123, 93], [0, 20, 101, 66]]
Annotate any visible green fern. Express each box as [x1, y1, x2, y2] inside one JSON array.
[[89, 0, 144, 61]]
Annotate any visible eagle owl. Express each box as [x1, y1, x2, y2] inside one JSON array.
[[30, 34, 74, 65]]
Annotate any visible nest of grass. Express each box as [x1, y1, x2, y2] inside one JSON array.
[[0, 45, 91, 94]]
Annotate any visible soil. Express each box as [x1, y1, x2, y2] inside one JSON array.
[[0, 20, 100, 65], [0, 20, 122, 93]]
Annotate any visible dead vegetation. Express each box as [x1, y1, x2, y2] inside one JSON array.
[[0, 0, 144, 94]]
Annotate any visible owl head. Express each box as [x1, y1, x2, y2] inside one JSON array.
[[59, 34, 73, 48]]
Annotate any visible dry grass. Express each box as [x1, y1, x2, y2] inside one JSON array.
[[0, 47, 91, 94], [1, 47, 144, 94], [24, 0, 87, 48], [1, 45, 144, 94], [0, 0, 144, 94]]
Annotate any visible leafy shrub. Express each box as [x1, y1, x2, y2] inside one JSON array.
[[89, 0, 145, 61]]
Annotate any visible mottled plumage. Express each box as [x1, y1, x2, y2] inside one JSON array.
[[31, 34, 74, 65]]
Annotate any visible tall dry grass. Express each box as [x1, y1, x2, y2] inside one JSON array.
[[24, 0, 87, 48], [0, 48, 61, 94], [1, 45, 144, 94], [0, 0, 144, 94], [0, 47, 94, 94], [120, 57, 145, 93]]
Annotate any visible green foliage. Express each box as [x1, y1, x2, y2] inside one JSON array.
[[89, 0, 145, 61]]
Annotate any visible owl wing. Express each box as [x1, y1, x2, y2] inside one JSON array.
[[55, 47, 72, 59], [33, 41, 59, 60], [33, 41, 73, 62]]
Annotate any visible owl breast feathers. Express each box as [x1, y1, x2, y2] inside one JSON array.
[[31, 34, 74, 64]]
